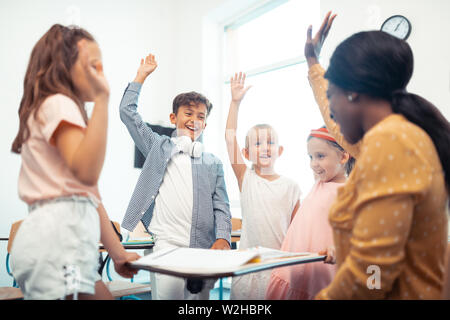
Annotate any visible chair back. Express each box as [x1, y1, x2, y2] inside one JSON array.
[[231, 218, 242, 231], [111, 221, 121, 240], [7, 220, 23, 254]]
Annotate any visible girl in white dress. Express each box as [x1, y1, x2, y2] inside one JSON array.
[[225, 72, 301, 299]]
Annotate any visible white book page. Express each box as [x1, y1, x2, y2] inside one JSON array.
[[248, 247, 312, 261], [132, 247, 259, 270]]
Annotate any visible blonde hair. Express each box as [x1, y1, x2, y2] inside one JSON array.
[[244, 124, 278, 149], [244, 124, 280, 170]]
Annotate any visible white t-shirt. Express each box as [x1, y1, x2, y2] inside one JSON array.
[[239, 168, 301, 250], [231, 167, 301, 300], [149, 150, 193, 247]]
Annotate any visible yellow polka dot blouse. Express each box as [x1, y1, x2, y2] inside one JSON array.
[[308, 64, 449, 299]]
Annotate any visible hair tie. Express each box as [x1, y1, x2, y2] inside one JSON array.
[[391, 88, 408, 96]]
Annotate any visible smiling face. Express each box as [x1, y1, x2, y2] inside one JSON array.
[[327, 83, 364, 144], [307, 137, 347, 182], [243, 127, 283, 171], [170, 102, 207, 141]]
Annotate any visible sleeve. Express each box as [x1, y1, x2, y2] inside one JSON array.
[[316, 195, 414, 299], [212, 159, 232, 245], [308, 64, 361, 159], [39, 94, 86, 145], [119, 82, 160, 157], [315, 130, 432, 299]]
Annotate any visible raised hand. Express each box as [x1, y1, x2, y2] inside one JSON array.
[[134, 53, 158, 84], [226, 72, 250, 188], [305, 11, 337, 65], [79, 41, 110, 101], [230, 72, 252, 104]]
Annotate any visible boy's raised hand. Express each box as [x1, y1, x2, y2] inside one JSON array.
[[231, 72, 252, 104], [134, 53, 158, 84], [304, 11, 337, 66]]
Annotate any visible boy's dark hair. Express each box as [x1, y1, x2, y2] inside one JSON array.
[[172, 91, 213, 116]]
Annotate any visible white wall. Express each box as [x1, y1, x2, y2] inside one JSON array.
[[319, 0, 450, 119]]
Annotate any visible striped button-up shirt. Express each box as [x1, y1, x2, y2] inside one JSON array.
[[119, 82, 231, 248]]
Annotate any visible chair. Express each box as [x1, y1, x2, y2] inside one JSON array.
[[0, 220, 24, 300], [231, 217, 242, 230], [106, 280, 151, 299], [231, 218, 242, 249], [0, 287, 23, 300]]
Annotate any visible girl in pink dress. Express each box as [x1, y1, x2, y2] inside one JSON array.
[[265, 127, 353, 300]]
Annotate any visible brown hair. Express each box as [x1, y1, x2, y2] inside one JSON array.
[[324, 139, 355, 176], [11, 24, 95, 153], [172, 91, 213, 116]]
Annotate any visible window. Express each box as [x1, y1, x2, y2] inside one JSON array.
[[222, 0, 323, 216]]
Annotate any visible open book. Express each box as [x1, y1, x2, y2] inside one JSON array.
[[129, 247, 325, 278]]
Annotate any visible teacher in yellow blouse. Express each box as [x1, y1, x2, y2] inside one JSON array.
[[305, 12, 450, 299]]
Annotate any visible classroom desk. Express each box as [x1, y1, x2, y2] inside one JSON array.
[[99, 242, 155, 251]]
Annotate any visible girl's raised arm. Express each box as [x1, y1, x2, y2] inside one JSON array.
[[54, 40, 110, 186]]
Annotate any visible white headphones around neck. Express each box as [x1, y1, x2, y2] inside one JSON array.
[[172, 135, 204, 158]]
